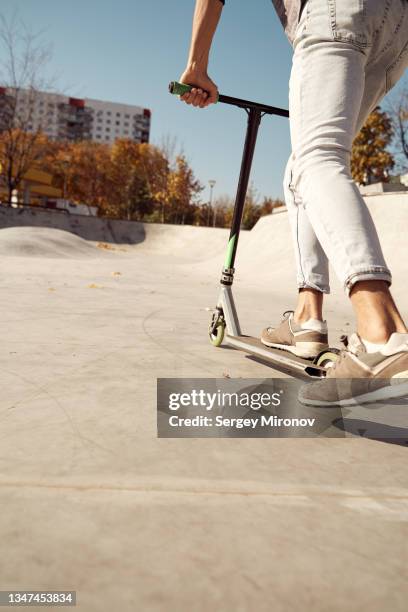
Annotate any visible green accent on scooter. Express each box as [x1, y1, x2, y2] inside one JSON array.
[[224, 235, 236, 269], [168, 81, 219, 103], [169, 80, 338, 377]]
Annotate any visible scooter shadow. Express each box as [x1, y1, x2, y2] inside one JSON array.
[[333, 418, 408, 447], [245, 354, 311, 380]]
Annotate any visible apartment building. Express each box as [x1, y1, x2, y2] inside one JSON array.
[[0, 87, 151, 145]]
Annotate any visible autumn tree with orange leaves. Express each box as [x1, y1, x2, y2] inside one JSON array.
[[43, 138, 203, 223], [351, 107, 395, 185], [0, 12, 55, 203]]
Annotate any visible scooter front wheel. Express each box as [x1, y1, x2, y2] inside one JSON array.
[[209, 309, 226, 347], [209, 321, 225, 347]]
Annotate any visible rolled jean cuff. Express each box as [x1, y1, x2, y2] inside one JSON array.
[[298, 276, 330, 295], [344, 267, 392, 296]]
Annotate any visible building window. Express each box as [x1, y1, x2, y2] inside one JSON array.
[[115, 121, 120, 126], [106, 119, 111, 124], [106, 127, 110, 132], [107, 111, 111, 116], [124, 122, 129, 127]]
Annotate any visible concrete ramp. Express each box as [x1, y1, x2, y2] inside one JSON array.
[[0, 227, 113, 259], [130, 222, 238, 261], [0, 192, 406, 274], [0, 207, 236, 261], [193, 194, 408, 294]]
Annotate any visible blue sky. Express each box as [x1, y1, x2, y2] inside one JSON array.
[[1, 1, 405, 203]]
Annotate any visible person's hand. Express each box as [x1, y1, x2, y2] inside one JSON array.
[[178, 68, 219, 108]]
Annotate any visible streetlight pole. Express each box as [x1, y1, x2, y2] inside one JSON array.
[[207, 179, 216, 227]]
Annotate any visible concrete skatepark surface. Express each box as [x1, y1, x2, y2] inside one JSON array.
[[0, 195, 407, 611]]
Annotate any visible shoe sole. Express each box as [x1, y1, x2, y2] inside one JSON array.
[[298, 380, 408, 407], [261, 338, 329, 359]]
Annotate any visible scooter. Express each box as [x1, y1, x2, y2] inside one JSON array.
[[169, 81, 339, 378]]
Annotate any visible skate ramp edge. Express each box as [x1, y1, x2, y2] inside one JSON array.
[[0, 226, 112, 259], [0, 206, 233, 261]]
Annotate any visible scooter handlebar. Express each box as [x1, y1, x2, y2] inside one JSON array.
[[168, 81, 219, 102], [168, 80, 289, 117]]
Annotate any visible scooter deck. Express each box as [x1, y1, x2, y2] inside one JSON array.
[[225, 334, 326, 378]]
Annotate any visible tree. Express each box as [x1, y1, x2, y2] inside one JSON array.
[[241, 183, 262, 229], [162, 155, 203, 224], [386, 87, 408, 174], [204, 194, 233, 228], [0, 12, 54, 203], [107, 140, 169, 221], [351, 107, 395, 185], [259, 196, 285, 215], [44, 140, 112, 210]]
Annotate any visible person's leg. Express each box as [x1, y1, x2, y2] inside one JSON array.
[[295, 288, 324, 323], [346, 0, 408, 344], [350, 281, 407, 343], [290, 0, 407, 346], [283, 154, 329, 324], [263, 151, 328, 356]]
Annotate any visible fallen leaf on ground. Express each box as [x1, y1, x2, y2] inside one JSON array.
[[97, 242, 115, 250]]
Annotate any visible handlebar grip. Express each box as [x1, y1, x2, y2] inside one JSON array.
[[168, 81, 219, 103]]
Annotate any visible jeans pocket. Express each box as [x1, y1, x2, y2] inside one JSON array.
[[327, 0, 369, 48], [386, 38, 408, 93], [292, 0, 309, 44]]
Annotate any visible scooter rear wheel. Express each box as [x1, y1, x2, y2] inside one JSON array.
[[313, 348, 340, 369]]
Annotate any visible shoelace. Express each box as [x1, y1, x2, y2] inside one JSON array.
[[267, 310, 294, 333], [330, 334, 358, 371]]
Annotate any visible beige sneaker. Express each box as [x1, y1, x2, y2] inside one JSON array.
[[298, 332, 408, 406], [261, 310, 329, 359]]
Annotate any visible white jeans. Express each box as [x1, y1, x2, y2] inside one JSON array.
[[285, 0, 408, 294]]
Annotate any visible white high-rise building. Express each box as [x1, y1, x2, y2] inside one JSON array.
[[0, 87, 151, 145]]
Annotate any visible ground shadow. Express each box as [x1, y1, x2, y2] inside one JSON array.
[[333, 418, 408, 447]]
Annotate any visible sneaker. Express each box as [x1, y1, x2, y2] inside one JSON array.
[[298, 332, 408, 406], [261, 310, 329, 359]]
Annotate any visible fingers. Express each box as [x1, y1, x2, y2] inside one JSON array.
[[204, 88, 218, 107], [180, 88, 209, 107]]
